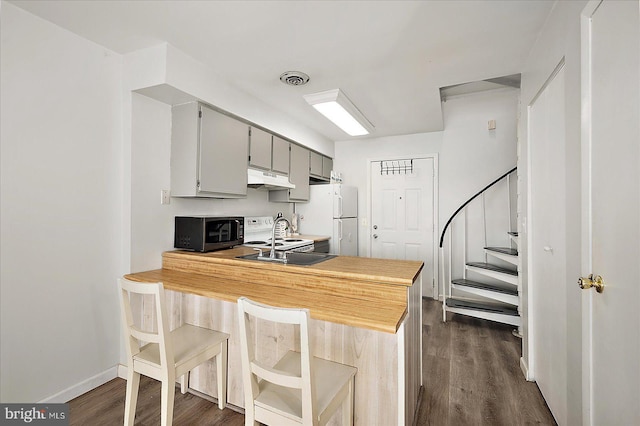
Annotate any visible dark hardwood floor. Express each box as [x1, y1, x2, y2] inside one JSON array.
[[68, 376, 244, 425], [416, 298, 556, 425], [68, 298, 555, 425]]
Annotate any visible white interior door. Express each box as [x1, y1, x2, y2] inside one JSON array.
[[370, 157, 436, 297], [581, 1, 640, 424], [529, 63, 568, 425]]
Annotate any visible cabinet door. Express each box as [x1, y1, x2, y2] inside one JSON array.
[[289, 143, 310, 201], [322, 156, 333, 179], [248, 126, 272, 170], [309, 151, 323, 177], [272, 136, 290, 175], [199, 105, 248, 196]]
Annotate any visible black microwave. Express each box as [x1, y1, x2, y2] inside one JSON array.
[[174, 216, 244, 252]]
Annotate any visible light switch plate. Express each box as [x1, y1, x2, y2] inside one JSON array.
[[161, 189, 171, 205]]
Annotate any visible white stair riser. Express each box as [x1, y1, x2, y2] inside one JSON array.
[[466, 265, 518, 285], [445, 306, 522, 327], [452, 283, 519, 306], [484, 249, 519, 266]]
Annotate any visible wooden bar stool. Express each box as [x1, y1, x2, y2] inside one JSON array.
[[237, 297, 357, 426], [118, 278, 229, 426]]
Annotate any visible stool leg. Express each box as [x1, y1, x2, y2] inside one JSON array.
[[342, 377, 354, 426], [180, 373, 188, 394], [217, 340, 228, 409], [124, 370, 140, 426], [161, 376, 176, 426]]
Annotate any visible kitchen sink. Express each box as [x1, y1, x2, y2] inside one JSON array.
[[236, 252, 336, 266]]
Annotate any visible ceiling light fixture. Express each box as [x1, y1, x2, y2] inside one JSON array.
[[303, 89, 374, 136]]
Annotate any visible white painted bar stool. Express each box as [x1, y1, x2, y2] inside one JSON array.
[[118, 278, 229, 426], [237, 297, 357, 426]]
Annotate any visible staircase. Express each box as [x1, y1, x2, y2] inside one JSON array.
[[440, 168, 521, 328]]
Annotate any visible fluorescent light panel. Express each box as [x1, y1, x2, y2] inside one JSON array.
[[304, 89, 373, 136]]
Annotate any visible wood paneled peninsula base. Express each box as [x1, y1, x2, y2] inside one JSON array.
[[125, 248, 423, 426]]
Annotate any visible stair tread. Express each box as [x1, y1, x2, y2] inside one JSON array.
[[452, 279, 518, 296], [467, 262, 518, 276], [484, 246, 518, 256], [508, 231, 519, 237], [446, 298, 519, 316]]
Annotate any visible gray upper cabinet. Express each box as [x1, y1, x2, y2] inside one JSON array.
[[309, 150, 332, 182], [248, 127, 272, 170], [322, 156, 333, 179], [309, 151, 323, 177], [269, 143, 309, 202], [249, 127, 290, 175], [171, 102, 248, 198], [272, 136, 290, 175]]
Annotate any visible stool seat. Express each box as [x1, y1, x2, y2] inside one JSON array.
[[255, 351, 357, 423], [134, 325, 229, 378]]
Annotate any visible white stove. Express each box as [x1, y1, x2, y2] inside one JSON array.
[[243, 216, 314, 253]]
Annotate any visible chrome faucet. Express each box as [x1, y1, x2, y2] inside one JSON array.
[[270, 212, 291, 259]]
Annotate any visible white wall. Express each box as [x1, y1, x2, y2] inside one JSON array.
[[334, 88, 518, 296], [517, 1, 587, 424], [0, 2, 122, 402]]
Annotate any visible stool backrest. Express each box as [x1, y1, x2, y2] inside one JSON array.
[[237, 297, 316, 422], [118, 278, 174, 370]]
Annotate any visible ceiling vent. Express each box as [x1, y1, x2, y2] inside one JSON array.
[[280, 71, 310, 86]]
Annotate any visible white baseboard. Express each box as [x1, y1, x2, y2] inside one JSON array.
[[38, 366, 118, 403], [117, 363, 128, 379], [520, 356, 534, 381]]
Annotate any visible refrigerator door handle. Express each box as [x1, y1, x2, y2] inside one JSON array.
[[337, 194, 343, 218], [338, 219, 343, 241]]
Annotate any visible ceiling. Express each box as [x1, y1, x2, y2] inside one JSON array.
[[8, 0, 553, 142]]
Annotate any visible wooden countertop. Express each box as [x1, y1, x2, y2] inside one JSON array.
[[125, 247, 423, 333]]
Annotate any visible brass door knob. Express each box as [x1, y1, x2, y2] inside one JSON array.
[[578, 274, 605, 293]]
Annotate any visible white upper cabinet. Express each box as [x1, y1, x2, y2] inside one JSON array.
[[249, 127, 290, 175], [171, 102, 249, 198]]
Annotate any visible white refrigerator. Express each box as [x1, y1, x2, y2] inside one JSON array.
[[296, 184, 358, 256]]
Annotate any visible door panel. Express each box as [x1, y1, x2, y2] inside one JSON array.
[[582, 1, 640, 424], [381, 190, 398, 230], [382, 242, 398, 259]]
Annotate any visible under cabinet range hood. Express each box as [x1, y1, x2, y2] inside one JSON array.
[[247, 168, 295, 190]]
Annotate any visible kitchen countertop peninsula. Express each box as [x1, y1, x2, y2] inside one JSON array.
[[124, 247, 424, 425], [125, 247, 423, 333]]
